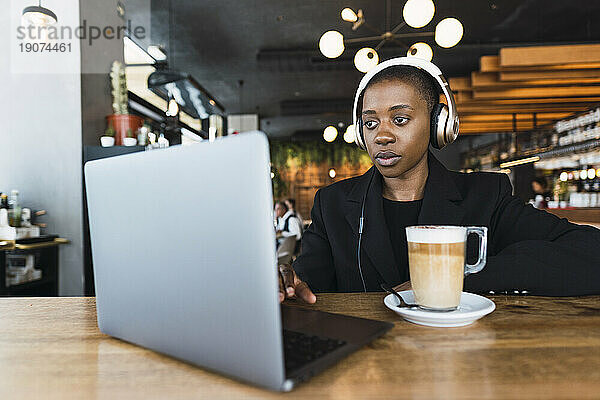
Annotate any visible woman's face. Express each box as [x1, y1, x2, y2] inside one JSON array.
[[361, 79, 431, 178]]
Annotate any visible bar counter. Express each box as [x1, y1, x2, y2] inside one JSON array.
[[546, 207, 600, 229], [1, 294, 600, 399]]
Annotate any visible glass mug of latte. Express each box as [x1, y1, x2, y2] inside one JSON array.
[[405, 225, 488, 311]]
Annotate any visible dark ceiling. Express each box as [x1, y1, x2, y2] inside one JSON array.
[[147, 0, 600, 138]]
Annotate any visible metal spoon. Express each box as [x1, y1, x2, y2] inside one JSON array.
[[380, 283, 419, 309]]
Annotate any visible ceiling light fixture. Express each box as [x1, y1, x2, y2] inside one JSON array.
[[166, 97, 179, 116], [341, 8, 358, 23], [499, 156, 540, 169], [323, 126, 338, 142], [403, 0, 435, 28], [22, 1, 57, 26], [407, 42, 433, 61], [319, 0, 463, 72], [354, 47, 379, 73], [319, 30, 345, 58], [343, 124, 356, 143], [559, 172, 568, 182], [588, 168, 596, 179], [434, 17, 464, 48]]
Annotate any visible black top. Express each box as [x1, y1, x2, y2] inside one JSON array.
[[382, 198, 422, 283]]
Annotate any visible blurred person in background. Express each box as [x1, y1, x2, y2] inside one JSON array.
[[531, 177, 552, 208], [285, 198, 303, 223], [275, 201, 302, 249]]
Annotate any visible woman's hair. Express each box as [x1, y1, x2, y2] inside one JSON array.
[[532, 177, 548, 189], [358, 65, 441, 115], [276, 201, 288, 212]]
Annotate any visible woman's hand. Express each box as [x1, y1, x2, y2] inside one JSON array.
[[278, 264, 316, 304]]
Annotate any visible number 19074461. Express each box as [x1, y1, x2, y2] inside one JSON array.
[[19, 42, 72, 53]]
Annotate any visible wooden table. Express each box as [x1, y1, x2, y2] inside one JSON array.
[[1, 295, 599, 399]]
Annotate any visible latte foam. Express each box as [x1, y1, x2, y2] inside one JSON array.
[[405, 226, 466, 244]]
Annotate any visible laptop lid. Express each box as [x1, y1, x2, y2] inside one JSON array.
[[84, 132, 286, 390]]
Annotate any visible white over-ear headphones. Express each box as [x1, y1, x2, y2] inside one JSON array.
[[352, 57, 459, 150]]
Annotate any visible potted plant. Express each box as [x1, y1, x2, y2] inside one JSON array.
[[106, 61, 143, 145], [100, 124, 116, 147], [123, 128, 137, 146]]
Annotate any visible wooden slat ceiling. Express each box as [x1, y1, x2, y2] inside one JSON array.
[[451, 44, 600, 134]]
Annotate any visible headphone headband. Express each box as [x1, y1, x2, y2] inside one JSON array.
[[352, 57, 459, 150]]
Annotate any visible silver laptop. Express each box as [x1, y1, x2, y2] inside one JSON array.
[[84, 131, 392, 391]]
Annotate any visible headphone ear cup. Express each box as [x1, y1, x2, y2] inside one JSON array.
[[430, 103, 448, 149], [355, 118, 366, 150]]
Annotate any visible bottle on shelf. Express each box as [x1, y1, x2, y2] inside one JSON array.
[[158, 123, 169, 149], [137, 122, 150, 146], [158, 133, 169, 148], [8, 190, 22, 227], [0, 193, 8, 227]]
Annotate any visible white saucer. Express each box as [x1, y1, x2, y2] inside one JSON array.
[[383, 291, 495, 328]]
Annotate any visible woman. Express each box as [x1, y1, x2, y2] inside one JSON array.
[[279, 58, 600, 303]]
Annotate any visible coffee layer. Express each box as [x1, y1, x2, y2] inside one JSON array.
[[408, 241, 465, 309]]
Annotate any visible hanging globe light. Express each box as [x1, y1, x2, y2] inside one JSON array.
[[166, 98, 179, 116], [329, 168, 337, 178], [341, 8, 358, 22], [323, 126, 338, 142], [22, 2, 58, 26], [403, 0, 435, 29], [354, 47, 379, 73], [343, 124, 356, 143], [319, 30, 345, 58], [559, 172, 568, 182], [435, 18, 464, 48], [588, 168, 596, 179], [407, 42, 433, 61]]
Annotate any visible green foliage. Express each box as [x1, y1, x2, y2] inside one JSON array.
[[269, 140, 371, 172], [126, 128, 134, 138], [269, 140, 372, 197], [271, 167, 288, 198], [104, 123, 116, 137], [110, 60, 128, 115]]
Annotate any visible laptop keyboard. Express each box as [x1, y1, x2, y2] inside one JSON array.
[[282, 329, 347, 374]]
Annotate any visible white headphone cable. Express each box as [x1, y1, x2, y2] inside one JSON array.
[[356, 170, 375, 293]]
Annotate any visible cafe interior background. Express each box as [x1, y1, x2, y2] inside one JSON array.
[[1, 0, 600, 297]]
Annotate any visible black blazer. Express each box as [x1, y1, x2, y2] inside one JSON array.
[[293, 153, 600, 296]]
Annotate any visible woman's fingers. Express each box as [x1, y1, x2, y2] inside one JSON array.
[[277, 264, 317, 304], [278, 269, 286, 303], [294, 280, 317, 304], [279, 264, 296, 297]]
